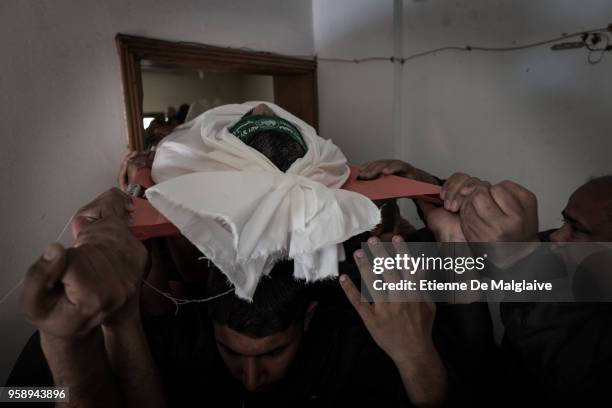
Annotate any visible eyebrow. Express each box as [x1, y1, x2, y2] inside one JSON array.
[[216, 340, 290, 357], [562, 210, 591, 233]]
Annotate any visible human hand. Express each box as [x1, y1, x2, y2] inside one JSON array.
[[358, 159, 439, 185], [459, 180, 539, 243], [340, 236, 448, 405], [339, 236, 437, 364], [417, 200, 466, 242], [22, 199, 148, 338], [370, 200, 416, 241], [118, 151, 154, 192], [458, 181, 540, 268], [440, 172, 490, 213], [71, 187, 134, 238]]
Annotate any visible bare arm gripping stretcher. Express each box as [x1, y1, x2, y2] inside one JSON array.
[[78, 166, 442, 241]]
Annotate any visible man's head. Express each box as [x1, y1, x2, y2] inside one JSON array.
[[551, 175, 612, 242], [206, 262, 317, 392], [231, 103, 307, 172]]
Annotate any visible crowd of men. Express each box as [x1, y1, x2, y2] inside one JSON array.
[[6, 103, 612, 407]]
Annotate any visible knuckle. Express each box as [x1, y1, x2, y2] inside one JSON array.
[[472, 193, 488, 208], [523, 190, 537, 203], [490, 184, 503, 195], [453, 172, 469, 181], [465, 177, 481, 187]]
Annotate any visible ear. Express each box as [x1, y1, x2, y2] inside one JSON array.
[[303, 301, 318, 332]]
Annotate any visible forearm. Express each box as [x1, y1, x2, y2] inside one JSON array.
[[414, 168, 442, 186], [102, 316, 167, 408], [40, 330, 122, 408], [394, 346, 448, 407]]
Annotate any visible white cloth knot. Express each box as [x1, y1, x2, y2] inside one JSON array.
[[147, 102, 380, 300]]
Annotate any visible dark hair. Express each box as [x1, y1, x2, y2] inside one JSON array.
[[175, 104, 190, 124], [245, 130, 306, 172], [206, 261, 311, 337]]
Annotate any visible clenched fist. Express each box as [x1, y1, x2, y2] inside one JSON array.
[[460, 180, 539, 243], [21, 191, 148, 338]]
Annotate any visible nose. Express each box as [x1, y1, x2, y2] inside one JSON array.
[[242, 357, 260, 392], [550, 224, 571, 242], [252, 104, 275, 116]]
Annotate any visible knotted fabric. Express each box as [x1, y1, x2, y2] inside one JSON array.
[[147, 102, 380, 300]]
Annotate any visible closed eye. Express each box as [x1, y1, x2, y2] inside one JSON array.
[[562, 212, 591, 235]]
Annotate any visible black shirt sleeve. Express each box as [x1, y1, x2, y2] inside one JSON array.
[[4, 331, 54, 408]]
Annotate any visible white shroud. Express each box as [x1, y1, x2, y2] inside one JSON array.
[[147, 102, 380, 300]]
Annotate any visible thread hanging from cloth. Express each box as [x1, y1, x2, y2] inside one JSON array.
[[142, 280, 233, 316]]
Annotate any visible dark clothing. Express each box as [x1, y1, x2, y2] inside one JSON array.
[[499, 235, 612, 407], [149, 301, 498, 407], [3, 332, 53, 408], [6, 300, 496, 407], [4, 332, 52, 387], [6, 303, 409, 408], [501, 302, 612, 407], [7, 232, 497, 407]]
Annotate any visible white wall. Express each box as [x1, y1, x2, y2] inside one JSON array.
[[313, 0, 612, 231], [0, 0, 312, 384], [314, 0, 396, 166]]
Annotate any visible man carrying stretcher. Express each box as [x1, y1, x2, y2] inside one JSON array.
[[7, 103, 495, 407]]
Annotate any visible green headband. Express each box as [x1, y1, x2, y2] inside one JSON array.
[[229, 115, 308, 152]]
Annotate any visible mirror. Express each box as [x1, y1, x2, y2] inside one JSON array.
[[141, 66, 275, 148], [116, 34, 318, 151]]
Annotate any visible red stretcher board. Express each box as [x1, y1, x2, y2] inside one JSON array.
[[84, 166, 442, 241], [130, 197, 180, 240]]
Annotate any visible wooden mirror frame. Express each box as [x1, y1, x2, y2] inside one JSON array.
[[116, 34, 318, 150]]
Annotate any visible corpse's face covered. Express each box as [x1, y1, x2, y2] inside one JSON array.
[[213, 321, 304, 392]]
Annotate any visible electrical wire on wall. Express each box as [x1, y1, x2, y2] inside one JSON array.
[[192, 23, 612, 66], [314, 24, 612, 65]]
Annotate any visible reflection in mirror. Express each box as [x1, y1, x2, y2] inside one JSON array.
[[116, 35, 317, 150], [140, 64, 274, 149]]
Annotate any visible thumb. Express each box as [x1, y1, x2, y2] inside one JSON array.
[[71, 215, 96, 241], [20, 244, 67, 321]]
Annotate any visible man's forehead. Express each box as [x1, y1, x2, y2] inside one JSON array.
[[213, 323, 297, 355], [566, 184, 612, 224]]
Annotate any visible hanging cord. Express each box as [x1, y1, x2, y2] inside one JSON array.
[[0, 214, 74, 307]]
